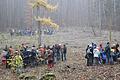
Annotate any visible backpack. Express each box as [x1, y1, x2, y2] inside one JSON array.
[[6, 52, 10, 59], [87, 47, 92, 54], [102, 52, 106, 60]]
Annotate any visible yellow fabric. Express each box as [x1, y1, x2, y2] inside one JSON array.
[[7, 58, 16, 70], [14, 55, 23, 67], [7, 56, 23, 70]]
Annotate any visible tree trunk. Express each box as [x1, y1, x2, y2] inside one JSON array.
[[38, 22, 42, 46], [37, 7, 42, 46]]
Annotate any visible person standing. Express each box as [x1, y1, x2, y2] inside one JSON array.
[[56, 44, 61, 61], [98, 44, 104, 64], [9, 46, 14, 56], [61, 45, 67, 61], [105, 42, 111, 64], [47, 50, 54, 69], [30, 46, 37, 67], [93, 47, 100, 65], [14, 50, 23, 74], [85, 44, 94, 66], [1, 50, 7, 66], [52, 45, 57, 63]]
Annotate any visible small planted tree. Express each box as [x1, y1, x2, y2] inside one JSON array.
[[30, 0, 59, 45]]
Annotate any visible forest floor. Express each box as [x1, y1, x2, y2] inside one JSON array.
[[0, 26, 120, 80]]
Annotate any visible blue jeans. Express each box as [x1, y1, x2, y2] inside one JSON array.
[[106, 54, 110, 64], [106, 55, 113, 64]]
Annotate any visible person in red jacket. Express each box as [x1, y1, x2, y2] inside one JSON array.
[[47, 49, 54, 69]]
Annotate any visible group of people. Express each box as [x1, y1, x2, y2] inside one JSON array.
[[1, 44, 67, 73], [43, 27, 55, 35], [9, 27, 55, 37], [9, 28, 37, 36], [85, 42, 120, 66], [3, 41, 120, 73]]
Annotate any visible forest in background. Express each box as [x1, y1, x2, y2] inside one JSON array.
[[0, 0, 120, 32]]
